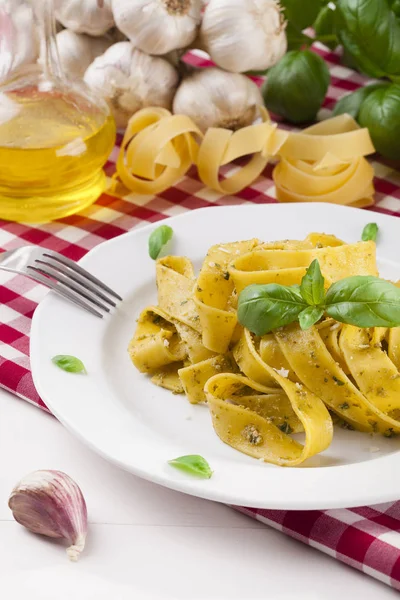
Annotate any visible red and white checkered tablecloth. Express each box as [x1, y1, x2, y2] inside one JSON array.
[[2, 46, 400, 591]]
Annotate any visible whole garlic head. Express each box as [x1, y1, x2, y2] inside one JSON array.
[[84, 42, 179, 128], [201, 0, 287, 73], [56, 30, 113, 80], [173, 68, 263, 133], [112, 0, 203, 55], [53, 0, 114, 36]]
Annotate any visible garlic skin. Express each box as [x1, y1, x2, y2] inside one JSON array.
[[173, 68, 263, 132], [9, 470, 88, 562], [56, 30, 113, 80], [53, 0, 114, 37], [0, 0, 38, 83], [201, 0, 287, 73], [84, 42, 179, 128], [112, 0, 203, 55]]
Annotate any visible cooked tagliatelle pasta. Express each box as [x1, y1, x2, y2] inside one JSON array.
[[128, 233, 400, 466]]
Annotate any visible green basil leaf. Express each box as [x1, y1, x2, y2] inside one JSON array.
[[332, 83, 387, 120], [262, 50, 330, 124], [337, 0, 400, 81], [300, 259, 326, 306], [390, 0, 400, 16], [280, 0, 323, 30], [325, 276, 400, 327], [299, 306, 325, 330], [361, 222, 379, 242], [168, 455, 213, 479], [148, 225, 173, 260], [358, 84, 400, 159], [285, 22, 312, 52], [238, 284, 307, 336], [314, 5, 339, 50], [52, 355, 87, 374]]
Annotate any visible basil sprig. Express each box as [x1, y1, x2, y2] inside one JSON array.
[[238, 259, 400, 335], [148, 225, 173, 260]]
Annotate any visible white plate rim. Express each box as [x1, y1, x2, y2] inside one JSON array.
[[30, 203, 400, 509]]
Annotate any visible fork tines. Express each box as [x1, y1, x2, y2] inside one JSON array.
[[27, 251, 122, 318]]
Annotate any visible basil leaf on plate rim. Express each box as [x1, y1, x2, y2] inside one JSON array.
[[148, 225, 173, 260], [168, 455, 213, 479], [361, 222, 379, 242], [52, 355, 87, 374]]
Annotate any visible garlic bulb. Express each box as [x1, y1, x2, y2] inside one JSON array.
[[53, 0, 114, 37], [112, 0, 203, 55], [9, 470, 88, 562], [0, 0, 38, 83], [173, 68, 263, 132], [56, 30, 113, 80], [84, 42, 179, 128], [201, 0, 287, 73]]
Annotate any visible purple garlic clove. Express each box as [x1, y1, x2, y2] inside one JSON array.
[[8, 470, 88, 561]]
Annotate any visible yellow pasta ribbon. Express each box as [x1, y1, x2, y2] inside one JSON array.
[[196, 117, 285, 195], [116, 108, 201, 195], [338, 326, 400, 434], [128, 307, 186, 374], [274, 114, 376, 207], [193, 239, 259, 353], [205, 357, 332, 466], [113, 107, 376, 205], [229, 240, 377, 293], [156, 256, 201, 333], [275, 324, 400, 435], [151, 362, 185, 394], [279, 114, 375, 161], [178, 354, 237, 404]]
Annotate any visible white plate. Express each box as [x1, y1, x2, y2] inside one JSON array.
[[31, 203, 400, 509]]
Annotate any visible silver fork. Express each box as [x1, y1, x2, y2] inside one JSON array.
[[0, 246, 122, 318]]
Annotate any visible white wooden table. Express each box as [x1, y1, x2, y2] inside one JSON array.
[[0, 388, 396, 599]]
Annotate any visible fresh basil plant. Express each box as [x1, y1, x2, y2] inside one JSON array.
[[358, 84, 400, 160], [336, 0, 400, 82]]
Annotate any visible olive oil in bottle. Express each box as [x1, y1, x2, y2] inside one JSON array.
[[0, 86, 116, 223], [0, 0, 116, 223]]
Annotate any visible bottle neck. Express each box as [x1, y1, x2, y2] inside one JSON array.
[[33, 0, 64, 81]]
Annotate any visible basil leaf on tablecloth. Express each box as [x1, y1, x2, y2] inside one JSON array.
[[262, 50, 330, 124], [361, 222, 379, 242], [325, 276, 400, 327], [168, 455, 213, 479], [148, 225, 173, 260], [337, 0, 400, 81], [300, 259, 326, 306], [280, 0, 323, 31], [358, 84, 400, 160], [332, 83, 387, 119], [52, 355, 87, 374], [238, 283, 307, 336]]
